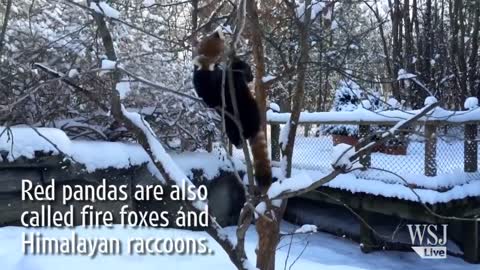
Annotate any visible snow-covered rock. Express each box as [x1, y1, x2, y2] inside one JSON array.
[[0, 127, 71, 162], [0, 126, 244, 180]]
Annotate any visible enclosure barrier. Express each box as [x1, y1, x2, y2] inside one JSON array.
[[267, 108, 480, 181], [267, 108, 480, 262]]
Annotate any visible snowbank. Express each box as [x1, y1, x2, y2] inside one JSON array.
[[272, 167, 480, 204], [0, 126, 243, 180], [0, 127, 71, 162]]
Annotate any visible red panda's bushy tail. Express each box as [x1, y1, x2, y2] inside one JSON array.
[[250, 130, 272, 193]]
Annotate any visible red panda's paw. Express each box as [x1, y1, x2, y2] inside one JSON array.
[[193, 55, 216, 71]]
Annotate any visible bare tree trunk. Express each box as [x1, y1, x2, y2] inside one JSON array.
[[456, 0, 468, 97], [404, 0, 415, 71], [255, 212, 280, 270], [469, 0, 480, 96], [283, 0, 312, 178], [245, 1, 281, 269], [368, 0, 395, 96], [191, 0, 199, 57], [389, 0, 401, 99], [247, 0, 268, 135], [0, 0, 13, 57]]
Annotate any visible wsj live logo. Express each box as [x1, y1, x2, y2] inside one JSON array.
[[407, 224, 448, 259]]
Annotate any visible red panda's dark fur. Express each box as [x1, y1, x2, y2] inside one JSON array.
[[193, 32, 272, 192]]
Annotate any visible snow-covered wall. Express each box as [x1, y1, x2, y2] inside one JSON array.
[[0, 127, 246, 227], [0, 127, 244, 179]]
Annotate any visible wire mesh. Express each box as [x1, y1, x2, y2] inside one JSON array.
[[275, 122, 480, 190]]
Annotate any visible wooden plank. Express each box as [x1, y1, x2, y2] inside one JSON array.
[[303, 124, 311, 137], [0, 169, 42, 193], [357, 125, 371, 168], [462, 219, 479, 263], [359, 210, 377, 253], [464, 124, 478, 172], [300, 188, 479, 224], [0, 193, 43, 225], [0, 155, 69, 168], [270, 124, 280, 161], [424, 124, 437, 176]]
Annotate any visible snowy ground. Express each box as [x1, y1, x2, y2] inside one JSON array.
[[0, 223, 474, 270]]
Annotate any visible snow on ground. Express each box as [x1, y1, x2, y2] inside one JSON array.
[[0, 223, 474, 270]]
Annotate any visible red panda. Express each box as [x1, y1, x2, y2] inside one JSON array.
[[194, 29, 225, 71], [192, 34, 272, 192]]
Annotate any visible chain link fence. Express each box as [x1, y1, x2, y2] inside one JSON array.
[[269, 121, 480, 190]]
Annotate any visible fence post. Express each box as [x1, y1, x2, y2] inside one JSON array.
[[270, 123, 281, 161], [357, 124, 371, 168], [424, 124, 437, 176], [304, 124, 311, 137], [207, 132, 213, 153], [228, 141, 233, 156], [464, 123, 478, 172]]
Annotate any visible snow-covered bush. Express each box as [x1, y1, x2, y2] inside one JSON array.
[[321, 80, 372, 137], [0, 0, 218, 151]]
